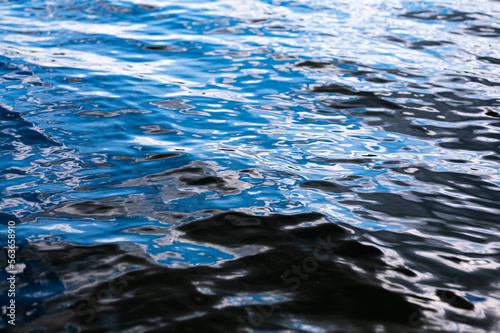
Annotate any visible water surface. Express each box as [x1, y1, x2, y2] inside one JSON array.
[[1, 0, 500, 332]]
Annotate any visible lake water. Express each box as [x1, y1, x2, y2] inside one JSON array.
[[1, 0, 500, 332]]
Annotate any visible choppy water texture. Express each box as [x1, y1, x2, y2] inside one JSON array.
[[1, 0, 500, 332]]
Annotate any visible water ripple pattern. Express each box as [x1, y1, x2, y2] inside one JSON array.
[[1, 0, 500, 332]]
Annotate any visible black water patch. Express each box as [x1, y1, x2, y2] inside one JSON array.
[[0, 107, 23, 121], [380, 35, 455, 51], [311, 83, 375, 96], [299, 180, 353, 193], [478, 56, 500, 65], [183, 175, 226, 186], [334, 240, 384, 259], [137, 4, 160, 11], [294, 58, 422, 84], [39, 200, 127, 218], [465, 25, 500, 38], [144, 152, 184, 160], [179, 173, 245, 193], [324, 97, 401, 110], [142, 44, 187, 52], [178, 212, 325, 247], [408, 40, 454, 50], [485, 109, 500, 118], [289, 222, 347, 240], [295, 60, 332, 68], [266, 25, 289, 30], [309, 157, 373, 164], [400, 10, 482, 22], [311, 83, 401, 110], [294, 59, 376, 78], [365, 77, 394, 83], [436, 290, 474, 310], [394, 266, 418, 277]]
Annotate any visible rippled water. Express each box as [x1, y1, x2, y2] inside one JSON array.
[[1, 0, 500, 332]]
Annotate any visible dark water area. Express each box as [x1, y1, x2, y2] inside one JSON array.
[[1, 0, 500, 332]]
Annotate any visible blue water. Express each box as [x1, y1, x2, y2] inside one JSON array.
[[1, 0, 500, 332]]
